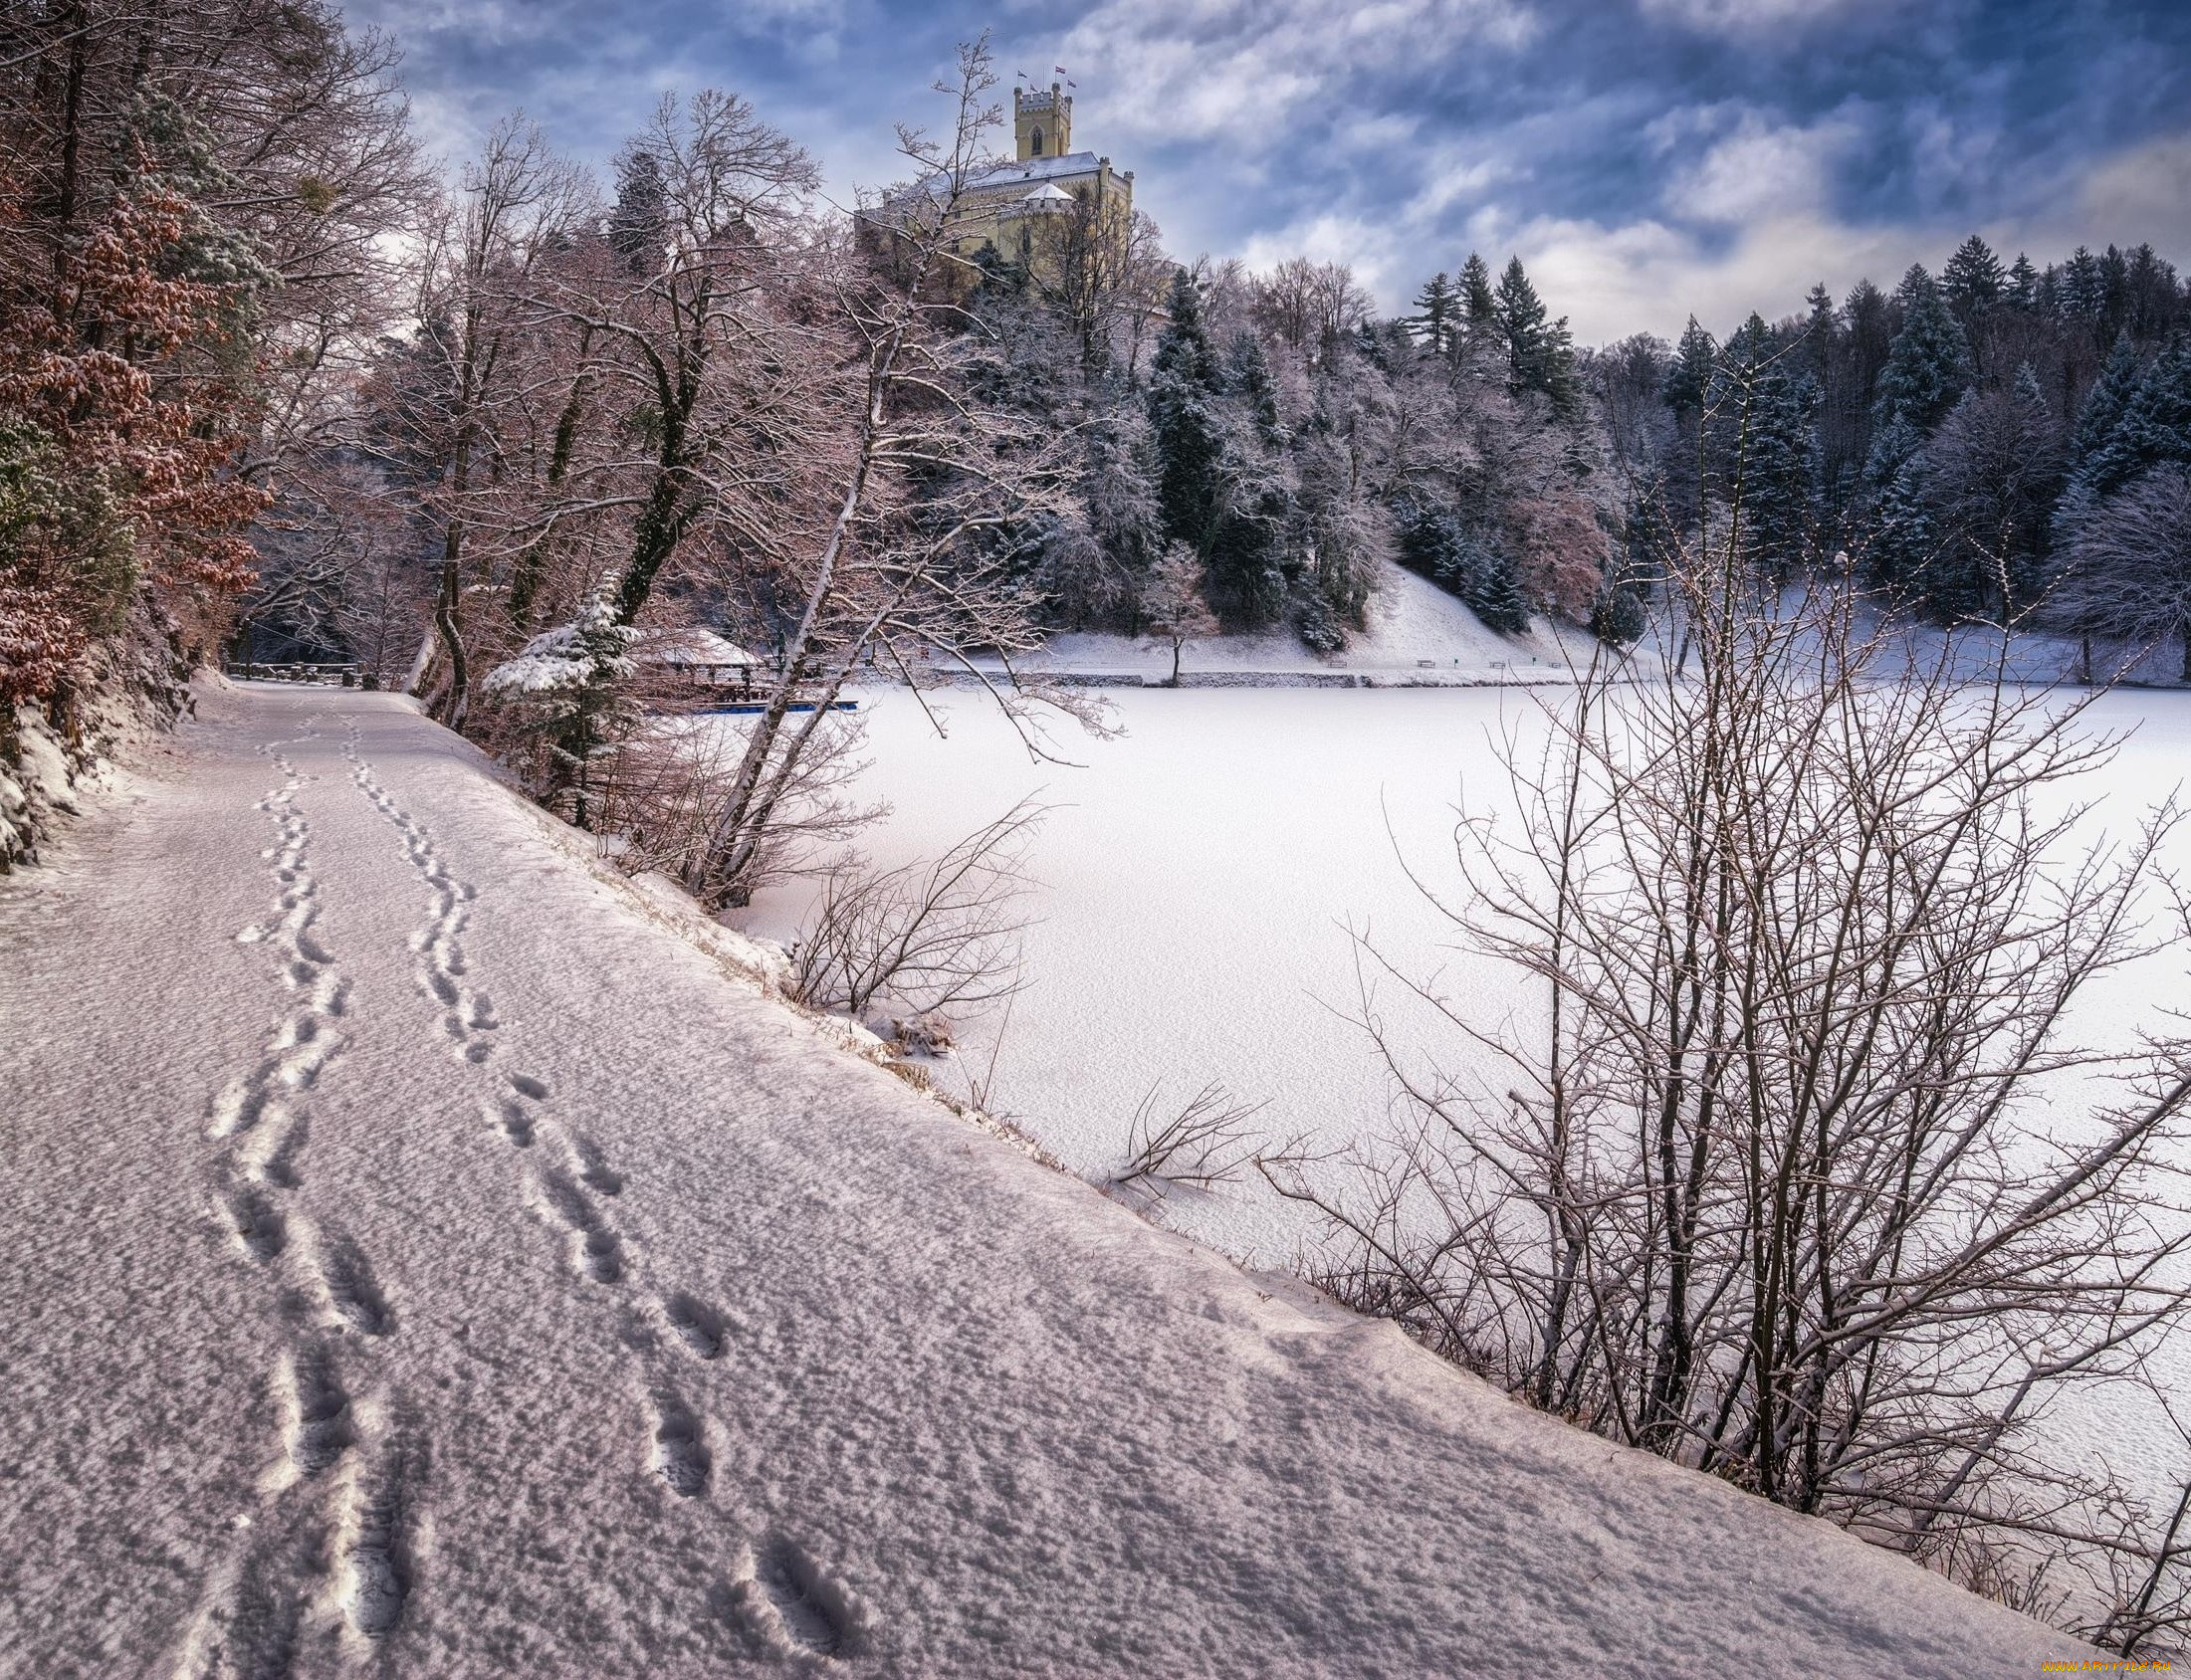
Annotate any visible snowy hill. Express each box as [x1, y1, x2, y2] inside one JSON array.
[[0, 681, 2091, 1675], [1016, 559, 1586, 683]]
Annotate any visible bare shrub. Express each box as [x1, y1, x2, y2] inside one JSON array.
[[586, 706, 876, 891], [1266, 358, 2191, 1644], [786, 799, 1045, 1021], [1114, 1082, 1264, 1191]]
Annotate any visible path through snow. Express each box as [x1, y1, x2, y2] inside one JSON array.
[[0, 683, 2090, 1675]]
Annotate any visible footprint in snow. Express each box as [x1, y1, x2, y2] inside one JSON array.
[[648, 1395, 711, 1498], [725, 1539, 866, 1658]]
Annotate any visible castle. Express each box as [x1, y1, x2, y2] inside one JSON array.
[[926, 81, 1136, 279]]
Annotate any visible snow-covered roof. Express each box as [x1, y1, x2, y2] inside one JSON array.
[[903, 151, 1112, 204], [971, 151, 1107, 188], [639, 627, 757, 667]]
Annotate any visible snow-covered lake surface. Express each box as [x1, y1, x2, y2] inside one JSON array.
[[741, 686, 1541, 1262], [737, 680, 2191, 1519], [740, 684, 2191, 1261]]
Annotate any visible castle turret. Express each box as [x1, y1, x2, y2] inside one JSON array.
[[1015, 82, 1072, 161]]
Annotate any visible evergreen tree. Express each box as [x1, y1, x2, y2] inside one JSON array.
[[1147, 269, 1227, 553], [1457, 253, 1498, 336], [1588, 578, 1645, 646], [2124, 244, 2182, 342], [2007, 253, 2039, 311], [1226, 329, 1285, 449], [2081, 336, 2191, 502], [1712, 315, 1815, 578], [2099, 244, 2130, 340], [1803, 283, 1837, 377], [2060, 247, 2104, 322], [1621, 476, 1677, 597], [1393, 498, 1529, 633], [1662, 316, 1717, 415], [607, 148, 668, 274], [2068, 332, 2143, 486], [1942, 234, 2005, 327], [1493, 256, 1550, 397], [1871, 265, 1971, 436], [1863, 415, 1937, 595], [1408, 272, 1458, 357]]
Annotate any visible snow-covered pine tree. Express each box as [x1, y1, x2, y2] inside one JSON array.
[[2007, 253, 2039, 312], [607, 148, 667, 274], [2059, 247, 2105, 324], [2080, 335, 2191, 503], [1493, 256, 1552, 398], [1705, 315, 1814, 580], [1871, 265, 1972, 438], [1226, 329, 1286, 449], [2067, 333, 2144, 492], [1147, 268, 1227, 554], [1863, 414, 1937, 597], [1662, 316, 1716, 416]]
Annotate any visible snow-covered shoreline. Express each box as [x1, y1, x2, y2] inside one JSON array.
[[0, 682, 2093, 1674]]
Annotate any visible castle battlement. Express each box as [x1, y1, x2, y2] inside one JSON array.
[[1014, 82, 1072, 159]]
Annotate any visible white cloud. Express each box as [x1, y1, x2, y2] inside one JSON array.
[[1637, 0, 1883, 37], [1240, 211, 1412, 301], [1478, 126, 2191, 343], [2074, 134, 2191, 254], [1049, 0, 1538, 146], [1664, 109, 1856, 224]]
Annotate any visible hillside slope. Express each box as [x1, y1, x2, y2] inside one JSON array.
[[1019, 559, 1583, 680], [0, 682, 2090, 1677]]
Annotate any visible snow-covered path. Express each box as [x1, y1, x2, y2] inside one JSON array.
[[0, 684, 2088, 1677]]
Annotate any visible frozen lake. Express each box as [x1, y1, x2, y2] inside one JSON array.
[[738, 684, 2191, 1271], [739, 686, 1551, 1262], [733, 680, 2191, 1527]]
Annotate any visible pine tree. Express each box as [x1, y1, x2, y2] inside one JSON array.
[[2007, 254, 2039, 311], [1493, 256, 1551, 397], [1803, 283, 1837, 376], [1712, 315, 1815, 578], [2098, 244, 2130, 340], [1662, 316, 1717, 415], [2068, 333, 2143, 486], [1863, 414, 1937, 595], [607, 149, 668, 274], [1393, 498, 1529, 633], [2081, 336, 2191, 502], [1458, 253, 1497, 335], [1409, 272, 1458, 357], [1941, 234, 2005, 327], [1226, 329, 1285, 448], [2124, 244, 2182, 342], [1872, 265, 1971, 436], [1147, 269, 1226, 553], [2060, 247, 2104, 322]]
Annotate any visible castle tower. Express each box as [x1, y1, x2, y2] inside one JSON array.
[[1014, 82, 1072, 161]]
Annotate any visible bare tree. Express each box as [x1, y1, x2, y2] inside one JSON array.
[[2052, 466, 2191, 682], [677, 38, 1103, 907], [1141, 542, 1217, 685], [1267, 421, 2191, 1635], [393, 118, 594, 730]]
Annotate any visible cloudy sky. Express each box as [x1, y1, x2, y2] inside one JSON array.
[[336, 0, 2191, 343]]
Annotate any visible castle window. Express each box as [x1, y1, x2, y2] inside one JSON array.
[[1030, 126, 1044, 156]]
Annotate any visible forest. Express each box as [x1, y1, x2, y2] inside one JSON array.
[[6, 1, 2190, 880]]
